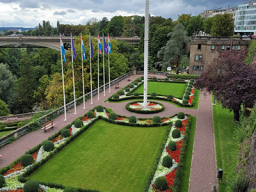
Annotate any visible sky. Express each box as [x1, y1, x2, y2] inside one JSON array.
[[0, 0, 244, 28]]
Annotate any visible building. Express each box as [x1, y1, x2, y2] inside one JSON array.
[[189, 36, 249, 75], [200, 6, 237, 19], [234, 1, 256, 35]]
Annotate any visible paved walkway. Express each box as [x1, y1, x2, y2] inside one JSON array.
[[0, 75, 217, 191]]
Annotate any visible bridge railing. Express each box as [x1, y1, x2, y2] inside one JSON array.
[[0, 72, 131, 148]]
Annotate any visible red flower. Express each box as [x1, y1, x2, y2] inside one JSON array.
[[148, 103, 156, 106], [131, 103, 141, 106], [94, 111, 96, 117], [116, 116, 124, 121], [161, 118, 169, 123], [191, 89, 195, 94], [81, 116, 88, 121], [106, 113, 109, 118], [52, 134, 63, 143], [188, 95, 193, 105]]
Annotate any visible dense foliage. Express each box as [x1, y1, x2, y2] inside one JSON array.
[[43, 141, 55, 152], [21, 154, 34, 167], [61, 129, 71, 138], [23, 180, 40, 192], [74, 119, 83, 128], [0, 175, 5, 188], [162, 156, 173, 168], [154, 176, 168, 190]]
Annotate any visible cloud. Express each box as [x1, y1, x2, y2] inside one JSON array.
[[53, 11, 67, 15], [89, 0, 103, 4], [67, 9, 76, 13], [19, 0, 40, 9]]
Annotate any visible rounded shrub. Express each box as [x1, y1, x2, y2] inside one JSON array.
[[165, 77, 169, 82], [175, 120, 183, 128], [162, 156, 173, 168], [183, 99, 188, 105], [138, 78, 142, 82], [125, 88, 130, 92], [129, 83, 134, 88], [43, 141, 54, 152], [154, 176, 168, 191], [153, 76, 157, 81], [87, 111, 95, 119], [113, 94, 119, 99], [177, 112, 185, 119], [151, 92, 157, 97], [61, 129, 70, 138], [167, 95, 173, 99], [177, 78, 182, 82], [168, 141, 177, 151], [153, 116, 161, 124], [24, 180, 39, 192], [21, 154, 34, 167], [96, 105, 104, 112], [184, 94, 190, 100], [190, 79, 194, 83], [74, 119, 83, 128], [188, 84, 192, 89], [129, 116, 137, 123], [0, 175, 5, 188], [134, 92, 139, 96], [141, 76, 144, 80], [119, 90, 125, 96], [172, 129, 181, 138], [186, 90, 191, 95], [109, 112, 117, 120], [134, 82, 138, 85], [64, 186, 78, 192], [187, 87, 192, 92]]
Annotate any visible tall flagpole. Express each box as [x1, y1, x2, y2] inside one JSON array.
[[103, 33, 105, 96], [89, 33, 93, 104], [71, 33, 77, 114], [81, 33, 85, 109], [108, 34, 111, 93], [60, 34, 67, 121], [98, 34, 100, 100], [144, 0, 149, 108]]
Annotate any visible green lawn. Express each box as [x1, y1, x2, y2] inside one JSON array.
[[29, 120, 169, 192], [0, 130, 14, 138], [132, 82, 186, 98], [212, 96, 240, 192]]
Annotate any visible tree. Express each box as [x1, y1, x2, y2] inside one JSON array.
[[194, 50, 256, 122], [177, 14, 191, 30], [203, 17, 213, 34], [156, 24, 189, 70], [187, 15, 205, 36], [98, 17, 109, 34], [107, 16, 125, 36], [0, 99, 10, 116], [211, 14, 234, 36]]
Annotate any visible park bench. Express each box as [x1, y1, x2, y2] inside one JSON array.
[[41, 121, 55, 132], [127, 77, 132, 81]]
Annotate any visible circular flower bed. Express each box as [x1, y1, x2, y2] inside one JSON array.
[[126, 101, 165, 114]]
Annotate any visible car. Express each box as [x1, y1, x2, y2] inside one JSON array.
[[242, 35, 248, 37], [167, 67, 172, 71]]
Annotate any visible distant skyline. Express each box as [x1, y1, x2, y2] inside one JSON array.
[[0, 0, 244, 28]]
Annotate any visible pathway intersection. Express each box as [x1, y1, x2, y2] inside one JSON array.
[[0, 74, 217, 192]]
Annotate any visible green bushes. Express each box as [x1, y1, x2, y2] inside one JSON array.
[[125, 88, 130, 92], [119, 90, 125, 95], [177, 112, 185, 119], [113, 94, 119, 99], [151, 92, 157, 97], [61, 129, 70, 138], [165, 78, 169, 82], [96, 105, 104, 112], [87, 111, 95, 119], [162, 156, 173, 168], [154, 176, 168, 190], [134, 82, 138, 85], [21, 154, 34, 167], [184, 94, 190, 100], [183, 99, 188, 105], [129, 116, 137, 123], [167, 95, 174, 99], [177, 78, 182, 82], [153, 77, 157, 81], [64, 186, 78, 192], [175, 120, 183, 128], [23, 180, 39, 192], [0, 175, 5, 188], [185, 90, 191, 95], [138, 78, 142, 82], [109, 112, 117, 120], [172, 129, 181, 138], [188, 84, 192, 89], [134, 92, 139, 96], [141, 76, 144, 80], [168, 141, 177, 151], [129, 83, 134, 88], [74, 119, 83, 128], [153, 116, 161, 124], [43, 141, 55, 152]]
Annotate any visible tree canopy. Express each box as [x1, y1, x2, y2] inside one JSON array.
[[211, 13, 234, 36]]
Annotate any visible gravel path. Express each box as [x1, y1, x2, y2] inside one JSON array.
[[0, 75, 217, 191]]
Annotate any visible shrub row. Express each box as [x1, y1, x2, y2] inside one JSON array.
[[125, 101, 165, 114], [167, 74, 199, 79]]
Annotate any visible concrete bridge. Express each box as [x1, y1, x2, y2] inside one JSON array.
[[0, 36, 140, 51]]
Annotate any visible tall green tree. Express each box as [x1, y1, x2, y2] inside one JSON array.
[[187, 15, 205, 36], [107, 16, 125, 36], [211, 14, 234, 36], [0, 99, 10, 116], [177, 14, 191, 30], [203, 17, 213, 34]]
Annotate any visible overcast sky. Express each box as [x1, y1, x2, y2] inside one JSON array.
[[0, 0, 243, 28]]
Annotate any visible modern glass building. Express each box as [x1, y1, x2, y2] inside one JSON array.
[[235, 1, 256, 35]]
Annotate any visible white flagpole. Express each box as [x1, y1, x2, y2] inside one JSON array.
[[71, 33, 77, 114], [144, 0, 149, 108], [103, 33, 105, 96], [60, 34, 67, 121], [81, 33, 85, 109], [98, 34, 100, 100], [108, 34, 111, 93], [89, 33, 93, 104]]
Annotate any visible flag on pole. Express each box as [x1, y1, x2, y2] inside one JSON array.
[[98, 35, 102, 56], [81, 36, 86, 60], [103, 35, 108, 55], [60, 37, 66, 63], [71, 37, 77, 61], [90, 37, 93, 58], [108, 34, 112, 53]]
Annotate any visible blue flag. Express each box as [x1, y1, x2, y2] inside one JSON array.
[[90, 37, 93, 58], [71, 38, 77, 61], [60, 37, 66, 63], [103, 35, 108, 55], [81, 36, 86, 60], [108, 34, 112, 54]]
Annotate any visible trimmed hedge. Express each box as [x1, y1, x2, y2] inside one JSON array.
[[151, 92, 157, 97], [61, 129, 70, 138], [119, 90, 125, 96], [64, 186, 78, 192], [129, 116, 137, 123], [141, 76, 144, 80], [167, 74, 199, 79], [165, 78, 169, 82], [74, 119, 83, 128], [183, 99, 188, 105], [134, 82, 138, 85], [175, 120, 183, 128], [24, 180, 39, 192], [177, 112, 185, 119], [109, 112, 117, 120], [96, 105, 104, 112], [0, 174, 5, 188], [172, 129, 181, 138], [184, 94, 190, 100], [154, 176, 168, 190], [87, 111, 95, 119], [168, 141, 177, 151], [113, 94, 119, 99], [129, 83, 134, 88], [125, 88, 130, 92], [138, 78, 142, 82], [43, 141, 55, 152], [153, 77, 157, 81], [167, 95, 173, 99], [125, 101, 165, 114], [134, 92, 139, 96], [21, 154, 34, 167], [162, 156, 173, 168], [153, 116, 161, 124]]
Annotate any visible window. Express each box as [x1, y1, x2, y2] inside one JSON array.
[[227, 46, 230, 50], [211, 45, 215, 50], [237, 45, 241, 51], [222, 45, 225, 50], [232, 45, 236, 50], [193, 66, 196, 70], [200, 66, 203, 71], [196, 66, 200, 70], [199, 55, 203, 61], [198, 44, 201, 50], [195, 55, 199, 61]]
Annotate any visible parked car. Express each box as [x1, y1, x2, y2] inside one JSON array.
[[167, 67, 172, 71]]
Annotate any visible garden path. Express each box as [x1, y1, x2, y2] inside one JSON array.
[[0, 74, 217, 191]]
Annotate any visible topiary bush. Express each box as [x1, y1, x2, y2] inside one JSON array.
[[165, 77, 169, 82], [153, 116, 161, 124], [151, 92, 157, 97], [183, 99, 188, 105], [184, 94, 190, 100], [154, 176, 168, 190], [175, 120, 182, 128], [188, 84, 192, 89], [74, 119, 83, 128], [23, 180, 39, 192], [0, 175, 5, 188], [138, 78, 142, 82], [113, 94, 119, 99], [153, 76, 157, 81], [61, 129, 70, 138], [119, 90, 125, 96], [172, 129, 181, 138], [141, 76, 144, 80], [177, 112, 185, 119], [43, 141, 54, 152], [87, 111, 95, 119], [129, 116, 137, 123], [186, 90, 191, 95], [162, 156, 173, 168], [96, 105, 104, 112], [167, 95, 174, 99], [129, 83, 134, 88], [134, 92, 139, 96], [21, 154, 34, 167], [125, 88, 130, 92], [177, 78, 182, 82], [168, 141, 177, 151], [134, 82, 138, 85], [109, 112, 117, 120], [64, 186, 78, 192]]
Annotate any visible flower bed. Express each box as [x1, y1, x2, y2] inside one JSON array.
[[126, 101, 165, 114]]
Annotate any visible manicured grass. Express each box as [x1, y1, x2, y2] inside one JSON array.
[[29, 120, 170, 192], [179, 116, 197, 192], [212, 96, 240, 192], [0, 130, 14, 138], [132, 82, 186, 98]]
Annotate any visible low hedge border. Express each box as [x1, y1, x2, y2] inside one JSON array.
[[167, 74, 199, 80], [125, 101, 165, 114]]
